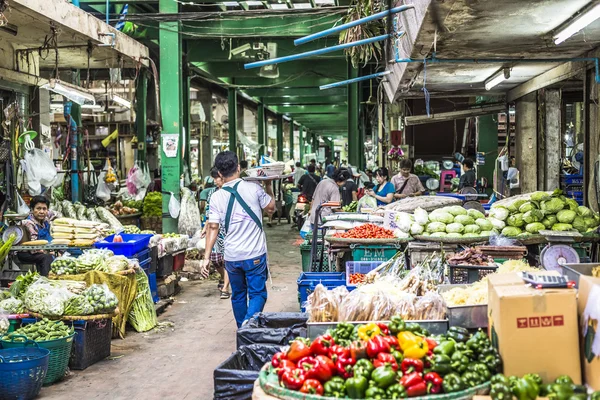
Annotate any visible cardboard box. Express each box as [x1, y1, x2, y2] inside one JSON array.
[[488, 272, 581, 384], [577, 275, 600, 390]]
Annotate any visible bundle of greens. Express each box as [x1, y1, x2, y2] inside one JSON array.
[[143, 192, 162, 217], [128, 270, 157, 332]]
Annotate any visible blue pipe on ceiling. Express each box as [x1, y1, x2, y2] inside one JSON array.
[[320, 71, 391, 90]]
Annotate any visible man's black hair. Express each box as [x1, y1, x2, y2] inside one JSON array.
[[30, 196, 49, 209], [214, 151, 239, 178], [333, 168, 351, 183], [364, 182, 375, 190], [463, 158, 475, 169], [307, 164, 316, 173], [399, 159, 413, 170], [210, 167, 220, 179], [240, 160, 248, 169], [295, 162, 301, 168], [310, 159, 316, 164]]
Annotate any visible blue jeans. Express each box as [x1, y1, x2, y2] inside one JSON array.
[[225, 254, 268, 328]]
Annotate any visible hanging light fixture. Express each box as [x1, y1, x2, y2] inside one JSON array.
[[484, 68, 510, 91], [42, 79, 96, 106], [112, 94, 131, 109], [554, 3, 600, 45]]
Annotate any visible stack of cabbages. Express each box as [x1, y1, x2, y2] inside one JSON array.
[[406, 206, 497, 238]]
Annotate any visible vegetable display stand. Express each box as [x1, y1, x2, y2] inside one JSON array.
[[448, 264, 498, 284], [350, 243, 402, 262], [306, 319, 449, 339], [0, 345, 50, 400], [412, 235, 490, 245], [66, 318, 112, 370], [1, 333, 75, 385], [94, 234, 153, 257], [296, 272, 349, 312], [408, 242, 458, 267]]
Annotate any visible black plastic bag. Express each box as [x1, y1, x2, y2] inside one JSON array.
[[236, 312, 308, 348], [213, 344, 279, 400]]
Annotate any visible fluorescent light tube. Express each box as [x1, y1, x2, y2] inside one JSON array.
[[112, 94, 131, 109], [484, 68, 510, 91], [42, 79, 96, 106], [554, 3, 600, 45]]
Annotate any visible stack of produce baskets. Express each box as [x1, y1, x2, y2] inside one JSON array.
[[0, 343, 50, 400]]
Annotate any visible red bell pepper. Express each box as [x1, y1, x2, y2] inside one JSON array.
[[300, 379, 324, 395], [281, 368, 307, 391], [328, 344, 350, 362], [350, 341, 368, 360], [400, 358, 424, 374], [297, 356, 333, 382], [400, 371, 427, 397], [424, 372, 444, 394], [287, 339, 312, 363], [373, 352, 398, 371], [310, 334, 335, 356], [425, 338, 438, 352], [335, 356, 356, 379], [377, 322, 390, 335], [366, 335, 391, 358], [315, 355, 335, 375], [382, 335, 400, 350], [271, 352, 287, 368], [276, 360, 296, 378]]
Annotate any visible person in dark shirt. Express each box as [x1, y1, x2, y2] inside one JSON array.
[[298, 163, 321, 201], [325, 159, 335, 178], [340, 172, 358, 207], [458, 158, 476, 190]]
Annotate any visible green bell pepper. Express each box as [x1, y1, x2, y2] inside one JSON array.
[[523, 373, 543, 387], [365, 386, 386, 399], [388, 316, 406, 335], [431, 354, 452, 375], [455, 342, 468, 352], [568, 394, 587, 400], [443, 373, 465, 393], [461, 371, 481, 388], [547, 384, 574, 400], [353, 359, 375, 379], [371, 366, 397, 389], [491, 374, 509, 385], [324, 377, 346, 398], [555, 376, 574, 386], [481, 354, 502, 373], [450, 351, 471, 373], [447, 326, 470, 343], [346, 375, 368, 399], [386, 384, 408, 399], [508, 376, 519, 389], [512, 378, 540, 400], [391, 350, 404, 364], [491, 383, 513, 400], [468, 363, 491, 382], [405, 323, 424, 335], [434, 340, 456, 356]]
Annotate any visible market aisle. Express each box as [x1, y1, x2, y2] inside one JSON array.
[[40, 224, 303, 400]]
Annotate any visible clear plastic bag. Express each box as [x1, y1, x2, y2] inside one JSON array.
[[105, 255, 131, 273], [16, 192, 29, 215], [178, 187, 201, 236], [338, 288, 373, 322], [96, 171, 111, 202], [83, 283, 119, 314], [50, 252, 78, 275], [24, 148, 57, 189], [368, 290, 397, 321], [414, 291, 447, 321], [0, 297, 24, 313], [394, 292, 417, 320], [0, 309, 8, 334], [357, 195, 377, 212], [305, 284, 348, 323], [23, 280, 74, 317], [168, 191, 181, 218]]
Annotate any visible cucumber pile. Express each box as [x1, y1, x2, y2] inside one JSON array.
[[2, 318, 74, 342], [51, 256, 78, 275]]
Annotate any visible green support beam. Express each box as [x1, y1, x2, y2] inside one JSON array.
[[270, 105, 347, 115], [245, 87, 346, 98], [347, 66, 359, 167], [182, 74, 191, 171], [192, 59, 345, 79], [228, 87, 238, 153], [312, 133, 319, 156], [135, 69, 148, 162], [159, 0, 182, 233], [276, 114, 283, 161], [299, 125, 304, 164], [262, 95, 347, 106], [289, 118, 294, 160], [232, 76, 345, 88], [258, 100, 265, 159]]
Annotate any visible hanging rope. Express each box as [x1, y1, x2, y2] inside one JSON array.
[[422, 58, 431, 117]]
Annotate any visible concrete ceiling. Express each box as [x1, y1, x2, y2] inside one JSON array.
[[386, 0, 600, 101]]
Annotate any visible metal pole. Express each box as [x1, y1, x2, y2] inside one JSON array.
[[299, 125, 304, 165], [228, 87, 237, 152], [320, 71, 391, 90], [289, 118, 295, 160], [106, 0, 110, 25], [245, 34, 397, 70], [276, 114, 284, 161], [257, 100, 265, 159], [135, 69, 148, 162], [294, 5, 413, 46], [347, 66, 360, 167]]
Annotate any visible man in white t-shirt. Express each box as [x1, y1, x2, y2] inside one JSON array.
[[201, 151, 276, 327]]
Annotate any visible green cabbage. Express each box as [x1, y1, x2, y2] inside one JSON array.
[[507, 213, 525, 228], [525, 222, 545, 234], [506, 203, 518, 213], [552, 223, 573, 231], [572, 217, 587, 233], [480, 230, 494, 236], [488, 217, 506, 230], [430, 232, 447, 237], [410, 223, 424, 235], [557, 209, 577, 224], [578, 206, 594, 218], [523, 209, 544, 224], [519, 202, 538, 213], [475, 218, 493, 231], [446, 223, 465, 234], [489, 207, 509, 221], [585, 217, 598, 229], [462, 233, 480, 238], [502, 226, 522, 237], [467, 209, 485, 220], [565, 198, 579, 211], [512, 199, 527, 211], [542, 215, 558, 229], [463, 224, 481, 234], [447, 232, 463, 238], [454, 215, 475, 225], [541, 197, 565, 214], [426, 222, 447, 233], [531, 191, 551, 202], [446, 206, 467, 216], [421, 232, 431, 236], [429, 211, 454, 224]]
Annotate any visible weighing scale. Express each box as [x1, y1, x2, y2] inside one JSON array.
[[425, 178, 440, 191], [538, 230, 581, 272]]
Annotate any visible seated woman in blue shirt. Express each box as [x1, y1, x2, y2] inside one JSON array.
[[366, 167, 395, 206]]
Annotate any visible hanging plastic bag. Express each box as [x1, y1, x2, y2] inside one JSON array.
[[300, 218, 312, 239], [96, 170, 111, 202], [24, 148, 57, 188], [168, 191, 181, 218], [357, 194, 377, 212], [126, 164, 140, 195], [178, 187, 201, 236], [16, 192, 30, 215]]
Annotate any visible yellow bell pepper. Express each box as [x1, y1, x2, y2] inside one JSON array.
[[397, 331, 419, 351], [401, 335, 429, 359], [357, 323, 381, 341]]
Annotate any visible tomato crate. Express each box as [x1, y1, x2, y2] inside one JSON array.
[[345, 261, 384, 287], [448, 264, 498, 284], [299, 241, 330, 272], [297, 272, 352, 311], [350, 244, 400, 262]]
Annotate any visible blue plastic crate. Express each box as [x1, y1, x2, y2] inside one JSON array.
[[567, 191, 583, 198], [562, 174, 584, 185], [139, 258, 151, 271], [93, 234, 153, 257], [147, 272, 159, 303], [297, 272, 349, 312], [346, 261, 384, 287], [65, 319, 112, 370], [133, 248, 151, 263]]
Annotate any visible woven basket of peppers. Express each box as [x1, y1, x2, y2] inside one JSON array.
[[260, 317, 497, 399]]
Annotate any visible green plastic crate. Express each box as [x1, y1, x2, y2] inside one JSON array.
[[300, 241, 329, 272], [350, 244, 400, 262]]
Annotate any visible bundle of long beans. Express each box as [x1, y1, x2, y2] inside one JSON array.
[[128, 270, 157, 332]]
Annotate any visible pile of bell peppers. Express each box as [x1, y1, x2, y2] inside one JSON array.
[[266, 317, 504, 399], [489, 373, 600, 400]]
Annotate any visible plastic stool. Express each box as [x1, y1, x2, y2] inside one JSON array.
[[440, 170, 457, 192]]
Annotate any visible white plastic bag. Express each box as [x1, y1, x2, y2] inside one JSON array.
[[24, 148, 57, 187], [168, 192, 181, 218], [96, 171, 111, 202], [178, 187, 201, 236], [16, 192, 30, 215]]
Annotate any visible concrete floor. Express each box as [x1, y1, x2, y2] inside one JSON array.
[[41, 224, 303, 400]]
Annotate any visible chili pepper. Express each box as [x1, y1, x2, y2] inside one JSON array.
[[365, 386, 387, 399], [523, 373, 543, 387], [447, 326, 470, 343], [555, 376, 574, 386], [389, 315, 406, 335], [491, 382, 513, 400], [400, 358, 424, 374], [386, 383, 408, 399], [461, 371, 481, 388], [310, 334, 335, 356], [425, 338, 438, 352], [366, 335, 391, 358], [373, 352, 398, 371], [329, 344, 351, 362], [357, 322, 382, 341], [324, 376, 346, 398], [401, 372, 427, 397], [275, 359, 297, 378], [443, 373, 465, 393], [353, 358, 375, 379], [512, 377, 540, 400], [298, 356, 333, 382], [335, 356, 356, 379], [491, 374, 510, 386], [281, 368, 307, 390], [371, 366, 398, 389], [433, 340, 455, 356], [391, 349, 404, 364], [450, 351, 470, 374], [382, 335, 400, 350], [346, 375, 368, 399], [468, 363, 491, 382], [424, 372, 444, 394], [287, 339, 312, 363], [300, 379, 324, 395], [430, 354, 452, 375], [271, 352, 287, 368], [350, 341, 368, 360], [403, 338, 429, 359]]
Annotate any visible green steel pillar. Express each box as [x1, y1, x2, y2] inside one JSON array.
[[312, 133, 319, 156], [299, 125, 304, 164], [135, 69, 148, 162], [159, 0, 182, 233], [347, 66, 360, 167], [289, 118, 294, 160], [276, 114, 283, 161], [257, 100, 265, 158], [182, 75, 191, 171], [228, 87, 237, 153]]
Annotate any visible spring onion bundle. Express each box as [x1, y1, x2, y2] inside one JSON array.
[[128, 270, 157, 332]]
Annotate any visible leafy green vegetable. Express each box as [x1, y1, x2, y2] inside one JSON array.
[[454, 215, 475, 225], [525, 222, 545, 234], [557, 209, 577, 224], [446, 223, 464, 234], [143, 192, 163, 217], [552, 223, 573, 231], [507, 213, 525, 228], [464, 224, 481, 234], [502, 226, 522, 237]]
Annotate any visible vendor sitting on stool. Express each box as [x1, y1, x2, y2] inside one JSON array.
[[18, 196, 54, 276]]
